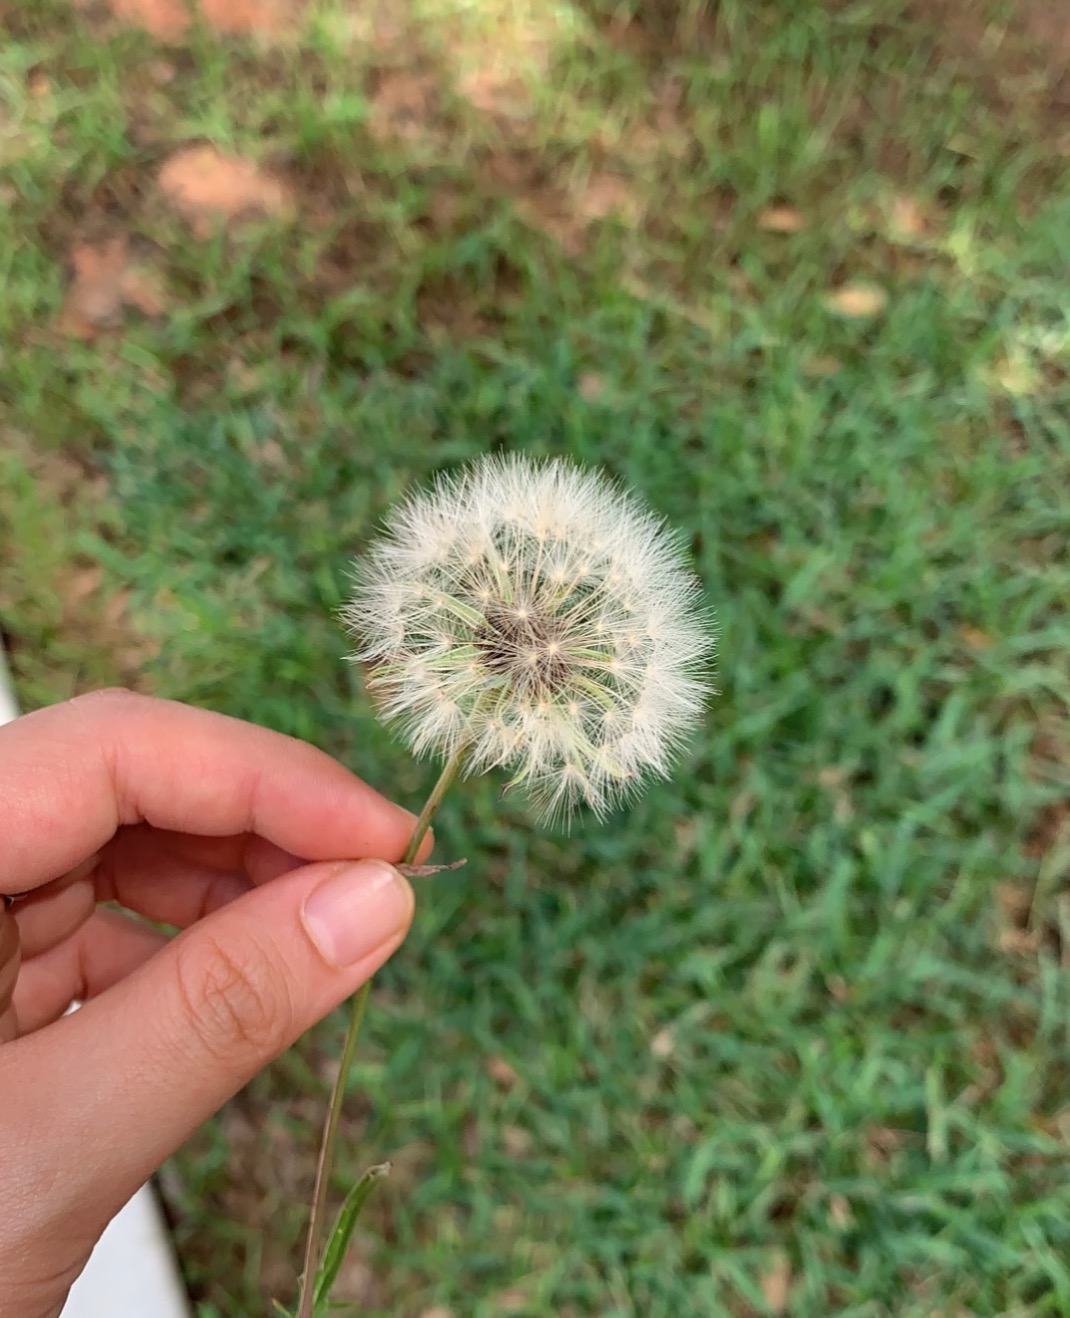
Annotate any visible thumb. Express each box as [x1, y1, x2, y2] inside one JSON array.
[[13, 858, 413, 1229]]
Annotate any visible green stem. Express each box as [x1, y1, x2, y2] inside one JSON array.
[[295, 979, 370, 1318], [401, 749, 465, 868], [294, 746, 467, 1318]]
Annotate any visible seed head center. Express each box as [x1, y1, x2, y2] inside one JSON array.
[[476, 602, 572, 694]]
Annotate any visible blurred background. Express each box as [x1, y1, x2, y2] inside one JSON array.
[[2, 1, 1069, 1314]]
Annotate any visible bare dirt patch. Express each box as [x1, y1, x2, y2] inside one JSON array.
[[157, 145, 294, 236], [110, 0, 188, 40], [448, 15, 553, 125], [936, 0, 1070, 66], [56, 233, 168, 340], [109, 0, 306, 40], [916, 0, 1070, 139]]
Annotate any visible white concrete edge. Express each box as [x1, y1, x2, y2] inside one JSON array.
[[0, 644, 191, 1317], [63, 1189, 191, 1318], [0, 645, 18, 726]]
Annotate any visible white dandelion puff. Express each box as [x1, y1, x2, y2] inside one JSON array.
[[343, 454, 715, 821]]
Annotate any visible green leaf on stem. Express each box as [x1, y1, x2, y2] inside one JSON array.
[[312, 1162, 392, 1313]]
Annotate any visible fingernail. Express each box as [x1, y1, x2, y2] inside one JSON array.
[[301, 861, 413, 968]]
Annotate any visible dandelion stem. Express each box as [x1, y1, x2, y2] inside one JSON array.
[[295, 745, 467, 1318], [296, 980, 371, 1318], [401, 747, 466, 867]]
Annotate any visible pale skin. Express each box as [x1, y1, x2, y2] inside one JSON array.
[[0, 689, 429, 1318]]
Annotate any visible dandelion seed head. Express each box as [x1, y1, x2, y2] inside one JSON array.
[[343, 454, 715, 821]]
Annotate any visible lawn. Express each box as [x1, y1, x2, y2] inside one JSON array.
[[2, 0, 1070, 1314]]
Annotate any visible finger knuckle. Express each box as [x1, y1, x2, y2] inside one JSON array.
[[174, 932, 293, 1063]]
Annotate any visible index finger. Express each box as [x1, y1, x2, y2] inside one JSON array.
[[0, 690, 417, 892]]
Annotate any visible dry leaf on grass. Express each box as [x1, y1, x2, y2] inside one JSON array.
[[957, 623, 994, 651], [989, 352, 1041, 397], [997, 925, 1041, 955], [650, 1026, 675, 1059], [824, 283, 888, 318], [758, 205, 805, 233], [486, 1056, 520, 1089], [57, 235, 168, 340], [501, 1125, 533, 1157], [828, 1193, 852, 1228], [760, 1250, 793, 1314], [890, 195, 928, 239], [158, 145, 293, 236]]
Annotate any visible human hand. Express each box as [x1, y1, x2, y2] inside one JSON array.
[[0, 690, 422, 1318]]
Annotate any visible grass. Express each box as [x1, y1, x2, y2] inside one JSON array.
[[2, 0, 1069, 1313]]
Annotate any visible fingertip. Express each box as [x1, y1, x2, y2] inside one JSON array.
[[301, 860, 414, 969]]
